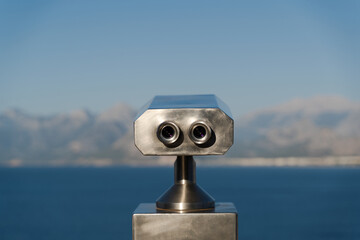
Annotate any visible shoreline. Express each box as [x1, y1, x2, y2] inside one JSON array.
[[1, 156, 360, 168]]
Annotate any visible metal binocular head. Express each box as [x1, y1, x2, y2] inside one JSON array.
[[134, 94, 234, 156]]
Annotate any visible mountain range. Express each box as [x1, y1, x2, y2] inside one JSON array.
[[1, 96, 359, 166]]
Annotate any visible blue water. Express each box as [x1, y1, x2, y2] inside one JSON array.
[[0, 167, 360, 240]]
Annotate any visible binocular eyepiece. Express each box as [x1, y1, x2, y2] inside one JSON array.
[[157, 121, 212, 146], [189, 122, 212, 145], [157, 122, 180, 145]]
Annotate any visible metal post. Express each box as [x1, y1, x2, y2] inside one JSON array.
[[156, 156, 215, 212], [174, 156, 196, 184]]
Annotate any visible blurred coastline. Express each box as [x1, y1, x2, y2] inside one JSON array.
[[203, 156, 360, 167], [3, 156, 360, 168], [1, 96, 359, 168]]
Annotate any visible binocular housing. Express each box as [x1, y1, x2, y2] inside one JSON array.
[[134, 94, 234, 156]]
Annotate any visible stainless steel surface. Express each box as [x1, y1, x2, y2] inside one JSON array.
[[134, 95, 233, 156], [156, 156, 215, 211], [133, 202, 238, 240]]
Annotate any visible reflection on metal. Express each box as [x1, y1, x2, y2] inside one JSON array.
[[132, 95, 237, 239]]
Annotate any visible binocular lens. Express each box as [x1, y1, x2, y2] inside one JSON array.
[[193, 126, 206, 139], [161, 126, 175, 139], [158, 122, 180, 145], [190, 122, 211, 145]]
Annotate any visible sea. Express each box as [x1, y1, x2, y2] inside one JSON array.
[[0, 167, 359, 240]]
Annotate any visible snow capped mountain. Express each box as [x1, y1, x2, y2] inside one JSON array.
[[0, 96, 359, 166], [230, 96, 360, 158]]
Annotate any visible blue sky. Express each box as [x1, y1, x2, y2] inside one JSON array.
[[0, 0, 359, 117]]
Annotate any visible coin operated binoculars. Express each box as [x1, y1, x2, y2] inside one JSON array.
[[132, 95, 238, 240]]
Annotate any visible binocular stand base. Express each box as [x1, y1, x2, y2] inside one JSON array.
[[132, 202, 238, 240]]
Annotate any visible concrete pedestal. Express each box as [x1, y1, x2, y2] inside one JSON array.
[[132, 202, 238, 240]]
